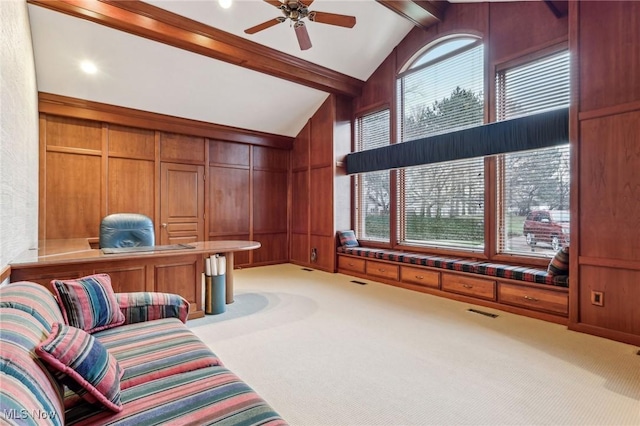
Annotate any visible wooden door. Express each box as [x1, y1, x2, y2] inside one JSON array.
[[160, 162, 205, 244]]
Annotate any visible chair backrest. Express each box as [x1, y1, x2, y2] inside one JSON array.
[[99, 213, 155, 248]]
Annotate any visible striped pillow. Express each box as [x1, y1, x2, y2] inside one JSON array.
[[36, 323, 124, 412], [52, 274, 125, 334], [547, 246, 570, 276], [337, 230, 359, 247]]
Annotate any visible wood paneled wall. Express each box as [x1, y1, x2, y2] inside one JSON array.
[[570, 1, 640, 345], [339, 0, 640, 345], [39, 95, 291, 268], [290, 94, 352, 272]]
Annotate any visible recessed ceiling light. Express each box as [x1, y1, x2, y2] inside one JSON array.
[[80, 60, 97, 74], [219, 0, 232, 9]]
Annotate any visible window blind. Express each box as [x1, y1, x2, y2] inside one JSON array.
[[354, 109, 391, 241], [497, 50, 570, 257]]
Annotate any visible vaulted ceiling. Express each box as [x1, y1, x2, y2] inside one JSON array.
[[27, 0, 427, 137]]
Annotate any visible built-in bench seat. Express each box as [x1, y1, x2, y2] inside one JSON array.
[[336, 236, 570, 323], [337, 246, 569, 287]]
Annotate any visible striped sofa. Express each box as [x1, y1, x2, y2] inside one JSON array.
[[338, 246, 569, 287], [0, 282, 286, 425]]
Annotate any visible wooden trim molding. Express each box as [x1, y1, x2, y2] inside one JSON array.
[[39, 93, 294, 149], [27, 0, 364, 98], [376, 1, 448, 29], [0, 265, 10, 283]]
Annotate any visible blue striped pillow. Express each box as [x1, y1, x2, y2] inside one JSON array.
[[337, 230, 359, 247], [36, 323, 124, 412], [52, 274, 125, 334]]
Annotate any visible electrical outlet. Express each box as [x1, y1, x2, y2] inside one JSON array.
[[591, 291, 604, 307]]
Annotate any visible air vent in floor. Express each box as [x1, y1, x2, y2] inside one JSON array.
[[467, 308, 498, 318], [350, 280, 368, 285], [301, 268, 313, 272]]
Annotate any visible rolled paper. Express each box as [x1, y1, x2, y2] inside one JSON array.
[[210, 254, 218, 276], [205, 257, 212, 276], [217, 255, 226, 276]]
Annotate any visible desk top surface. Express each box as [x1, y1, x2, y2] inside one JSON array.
[[10, 239, 261, 267]]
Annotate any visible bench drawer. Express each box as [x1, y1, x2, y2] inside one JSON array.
[[366, 260, 399, 281], [338, 256, 366, 274], [499, 283, 568, 315], [401, 266, 440, 289], [442, 274, 496, 300]]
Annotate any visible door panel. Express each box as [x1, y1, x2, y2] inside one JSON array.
[[160, 163, 205, 244]]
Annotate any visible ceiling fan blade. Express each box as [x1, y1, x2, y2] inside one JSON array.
[[263, 0, 283, 7], [244, 18, 282, 35], [294, 22, 312, 51], [308, 11, 356, 28]]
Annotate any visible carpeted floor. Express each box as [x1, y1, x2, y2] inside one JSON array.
[[188, 264, 640, 426]]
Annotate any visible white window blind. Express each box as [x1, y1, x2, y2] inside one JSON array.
[[401, 158, 484, 250], [497, 50, 570, 256], [355, 109, 390, 241], [398, 40, 484, 142]]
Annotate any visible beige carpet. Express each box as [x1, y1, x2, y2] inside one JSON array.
[[188, 264, 640, 426]]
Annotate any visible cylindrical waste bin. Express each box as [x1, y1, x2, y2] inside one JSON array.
[[205, 274, 226, 315]]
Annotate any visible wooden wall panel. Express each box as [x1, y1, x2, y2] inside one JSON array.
[[310, 166, 333, 236], [45, 116, 102, 151], [310, 97, 334, 168], [579, 111, 640, 261], [253, 146, 289, 171], [107, 157, 155, 218], [209, 140, 250, 166], [489, 1, 568, 64], [353, 55, 395, 113], [292, 121, 310, 172], [160, 132, 205, 164], [253, 233, 288, 264], [579, 266, 640, 336], [310, 234, 336, 272], [291, 170, 309, 234], [209, 166, 250, 235], [578, 1, 640, 112], [290, 232, 309, 264], [253, 170, 288, 233], [108, 125, 154, 160], [45, 152, 102, 239]]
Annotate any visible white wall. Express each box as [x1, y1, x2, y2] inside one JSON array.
[[0, 0, 39, 279]]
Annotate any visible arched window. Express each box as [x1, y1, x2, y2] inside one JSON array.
[[396, 36, 486, 250]]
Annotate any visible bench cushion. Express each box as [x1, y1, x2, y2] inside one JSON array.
[[338, 246, 569, 288]]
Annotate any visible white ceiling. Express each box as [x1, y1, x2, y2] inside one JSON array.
[[27, 1, 414, 137]]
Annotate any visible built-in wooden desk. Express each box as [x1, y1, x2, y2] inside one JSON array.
[[9, 239, 261, 319]]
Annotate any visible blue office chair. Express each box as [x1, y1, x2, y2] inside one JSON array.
[[99, 213, 155, 248]]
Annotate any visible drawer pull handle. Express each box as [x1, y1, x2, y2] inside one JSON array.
[[415, 275, 424, 280], [524, 295, 539, 302], [348, 263, 355, 267], [378, 268, 386, 272], [463, 284, 473, 289]]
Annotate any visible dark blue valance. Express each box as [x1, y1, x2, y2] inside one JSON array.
[[346, 107, 569, 175]]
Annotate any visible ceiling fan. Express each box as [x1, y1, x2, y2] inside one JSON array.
[[244, 0, 356, 51]]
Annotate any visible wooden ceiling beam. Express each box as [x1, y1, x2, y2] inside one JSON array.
[[375, 0, 448, 30], [27, 0, 364, 98]]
